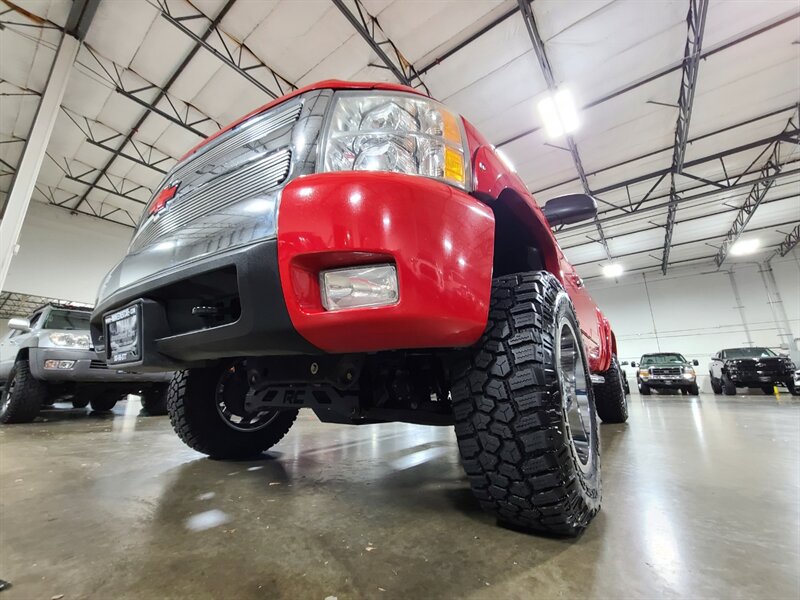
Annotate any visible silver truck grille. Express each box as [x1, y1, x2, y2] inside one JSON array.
[[130, 102, 302, 253], [651, 367, 681, 376]]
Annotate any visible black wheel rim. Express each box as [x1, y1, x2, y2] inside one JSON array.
[[215, 364, 278, 432], [556, 320, 594, 471]]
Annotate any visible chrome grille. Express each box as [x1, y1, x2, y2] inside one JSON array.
[[651, 367, 681, 376], [130, 101, 302, 253]]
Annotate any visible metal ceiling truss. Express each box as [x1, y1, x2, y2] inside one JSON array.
[[497, 10, 800, 148], [33, 183, 138, 227], [573, 219, 798, 268], [775, 224, 800, 258], [516, 0, 613, 262], [61, 107, 175, 175], [80, 44, 220, 139], [154, 0, 296, 100], [71, 0, 240, 211], [0, 290, 92, 319], [331, 0, 430, 95], [714, 115, 798, 267], [661, 0, 709, 275], [562, 189, 799, 252], [45, 152, 150, 206]]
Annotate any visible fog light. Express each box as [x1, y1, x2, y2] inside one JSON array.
[[320, 264, 398, 311], [44, 360, 75, 370]]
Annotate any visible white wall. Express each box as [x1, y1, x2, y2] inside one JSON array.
[[3, 201, 132, 304], [587, 250, 800, 391]]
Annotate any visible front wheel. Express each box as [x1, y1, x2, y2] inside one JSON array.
[[450, 272, 601, 536], [786, 379, 799, 397], [687, 383, 700, 395], [0, 360, 47, 424], [722, 375, 736, 396], [761, 385, 774, 395], [167, 365, 298, 459], [639, 382, 651, 395], [710, 376, 722, 394], [593, 355, 628, 423]]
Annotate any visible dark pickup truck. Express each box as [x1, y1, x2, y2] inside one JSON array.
[[709, 347, 797, 395], [632, 352, 700, 395]]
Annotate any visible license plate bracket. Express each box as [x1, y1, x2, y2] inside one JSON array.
[[104, 303, 141, 365]]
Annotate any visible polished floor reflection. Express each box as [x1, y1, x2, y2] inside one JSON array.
[[1, 393, 798, 599]]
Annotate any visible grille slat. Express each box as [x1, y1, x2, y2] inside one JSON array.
[[131, 101, 301, 253], [652, 367, 681, 376], [131, 148, 291, 252]]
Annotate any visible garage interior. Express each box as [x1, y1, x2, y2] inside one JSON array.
[[1, 0, 799, 598]]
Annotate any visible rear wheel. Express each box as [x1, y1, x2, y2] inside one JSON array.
[[90, 391, 121, 412], [0, 360, 47, 424], [450, 272, 601, 536], [167, 365, 298, 459], [141, 384, 168, 416], [72, 397, 90, 409], [722, 374, 736, 396], [593, 355, 628, 423]]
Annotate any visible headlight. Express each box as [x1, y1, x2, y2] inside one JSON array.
[[639, 369, 650, 378], [320, 92, 468, 189], [48, 332, 91, 348], [682, 367, 696, 379]]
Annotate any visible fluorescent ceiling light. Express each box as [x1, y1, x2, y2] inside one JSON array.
[[537, 88, 580, 139], [730, 238, 760, 256], [602, 263, 624, 278]]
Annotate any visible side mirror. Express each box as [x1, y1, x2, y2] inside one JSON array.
[[630, 361, 637, 368], [8, 318, 31, 333], [692, 359, 699, 366], [542, 194, 598, 227]]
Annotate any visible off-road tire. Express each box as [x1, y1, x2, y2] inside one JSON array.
[[722, 374, 737, 396], [0, 360, 47, 424], [450, 272, 601, 536], [141, 384, 168, 416], [593, 355, 628, 423], [710, 376, 722, 394], [639, 382, 651, 395], [687, 383, 700, 395], [167, 368, 298, 459], [786, 379, 799, 397]]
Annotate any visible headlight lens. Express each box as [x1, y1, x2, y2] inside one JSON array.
[[320, 92, 467, 189], [49, 332, 91, 348], [639, 369, 650, 378]]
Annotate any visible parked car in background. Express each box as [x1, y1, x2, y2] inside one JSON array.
[[632, 352, 700, 395], [709, 347, 798, 396], [89, 79, 629, 536], [0, 304, 172, 424]]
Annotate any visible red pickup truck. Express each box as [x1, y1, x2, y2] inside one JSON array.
[[90, 80, 627, 535]]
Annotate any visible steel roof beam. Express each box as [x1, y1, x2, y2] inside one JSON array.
[[661, 0, 709, 275], [61, 107, 175, 175], [498, 10, 799, 148], [775, 224, 800, 257], [516, 0, 612, 262], [714, 115, 797, 267], [331, 0, 430, 94], [156, 0, 296, 100], [33, 184, 137, 227], [71, 0, 239, 211]]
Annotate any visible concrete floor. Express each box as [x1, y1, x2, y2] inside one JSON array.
[[1, 392, 798, 599]]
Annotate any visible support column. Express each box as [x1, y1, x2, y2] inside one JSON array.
[[758, 263, 795, 352], [0, 34, 80, 289], [727, 270, 753, 346]]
